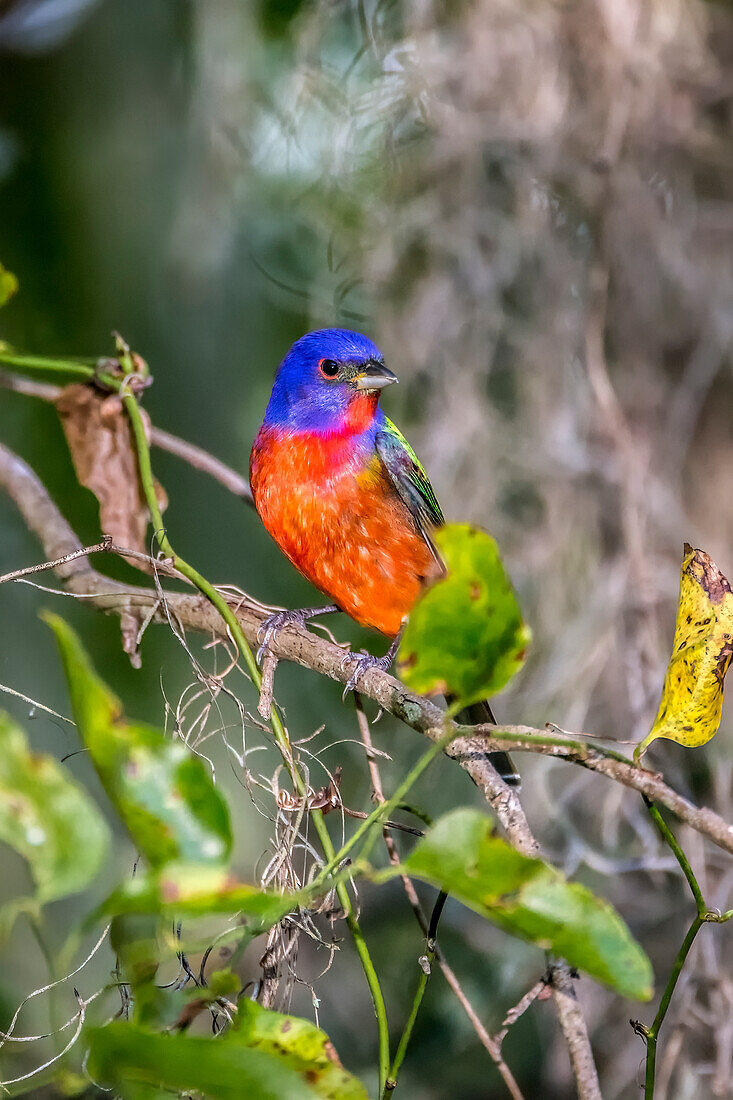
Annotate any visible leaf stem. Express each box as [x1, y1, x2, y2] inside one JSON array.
[[639, 798, 733, 1097], [383, 891, 447, 1096], [643, 797, 705, 916], [0, 350, 118, 388], [641, 914, 702, 1097], [0, 352, 92, 379], [28, 912, 61, 1053]]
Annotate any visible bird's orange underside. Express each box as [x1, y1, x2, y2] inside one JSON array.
[[250, 427, 438, 637]]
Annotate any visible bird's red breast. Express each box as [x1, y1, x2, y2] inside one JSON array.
[[250, 425, 439, 637]]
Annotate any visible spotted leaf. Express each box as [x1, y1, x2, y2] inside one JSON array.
[[635, 545, 733, 760], [397, 524, 530, 708], [44, 613, 232, 867]]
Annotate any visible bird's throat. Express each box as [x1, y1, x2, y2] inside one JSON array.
[[342, 392, 379, 436]]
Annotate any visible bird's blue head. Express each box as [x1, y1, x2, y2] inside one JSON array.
[[262, 328, 397, 437]]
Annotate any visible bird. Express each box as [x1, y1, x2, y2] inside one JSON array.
[[249, 328, 518, 785]]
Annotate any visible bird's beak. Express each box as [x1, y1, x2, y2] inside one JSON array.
[[354, 362, 398, 391]]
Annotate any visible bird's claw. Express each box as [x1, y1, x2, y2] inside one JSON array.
[[341, 650, 393, 698], [256, 609, 308, 664]]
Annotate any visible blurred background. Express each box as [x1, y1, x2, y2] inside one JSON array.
[[1, 0, 732, 1096]]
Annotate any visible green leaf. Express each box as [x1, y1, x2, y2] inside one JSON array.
[[100, 861, 309, 927], [0, 263, 18, 307], [86, 1022, 317, 1099], [232, 1000, 369, 1100], [397, 524, 531, 707], [207, 968, 241, 997], [110, 913, 161, 987], [400, 808, 653, 1000], [0, 896, 40, 944], [43, 613, 232, 867], [0, 710, 108, 917]]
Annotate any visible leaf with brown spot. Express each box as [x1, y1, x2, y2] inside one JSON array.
[[45, 613, 232, 869], [99, 862, 304, 930], [397, 808, 653, 1000], [397, 524, 530, 708], [55, 383, 166, 557], [87, 1023, 316, 1099], [232, 1000, 368, 1099], [635, 544, 733, 761]]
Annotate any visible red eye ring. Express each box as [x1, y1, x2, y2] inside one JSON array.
[[319, 358, 339, 379]]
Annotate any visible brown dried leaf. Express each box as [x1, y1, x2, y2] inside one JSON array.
[[56, 384, 166, 558]]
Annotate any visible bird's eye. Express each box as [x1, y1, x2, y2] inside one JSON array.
[[319, 358, 339, 379]]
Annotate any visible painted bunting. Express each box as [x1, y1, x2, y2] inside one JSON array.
[[250, 328, 518, 785]]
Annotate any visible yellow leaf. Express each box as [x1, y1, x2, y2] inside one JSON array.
[[635, 545, 733, 761]]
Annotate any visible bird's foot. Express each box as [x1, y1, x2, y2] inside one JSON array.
[[257, 610, 306, 664], [341, 633, 401, 697], [256, 605, 339, 664]]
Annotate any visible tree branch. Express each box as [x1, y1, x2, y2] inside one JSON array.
[[1, 439, 730, 868]]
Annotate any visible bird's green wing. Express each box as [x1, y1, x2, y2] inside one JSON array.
[[375, 419, 445, 561]]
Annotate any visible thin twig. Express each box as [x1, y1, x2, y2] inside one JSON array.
[[341, 807, 423, 837], [0, 536, 113, 585], [0, 372, 62, 401], [383, 891, 447, 1096], [0, 682, 75, 725], [549, 964, 601, 1100], [634, 799, 733, 1097], [491, 979, 549, 1057], [149, 426, 253, 503]]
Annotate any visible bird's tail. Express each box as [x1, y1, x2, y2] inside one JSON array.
[[453, 697, 520, 787]]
